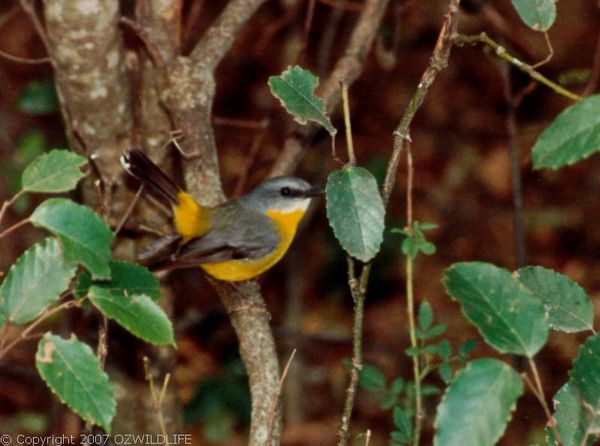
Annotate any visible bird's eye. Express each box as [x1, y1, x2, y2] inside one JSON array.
[[280, 186, 291, 196]]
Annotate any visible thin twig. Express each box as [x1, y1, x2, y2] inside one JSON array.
[[0, 299, 80, 361], [383, 0, 461, 207], [212, 116, 268, 130], [341, 82, 356, 165], [404, 143, 423, 446], [337, 260, 370, 446], [270, 0, 390, 177], [265, 349, 297, 446], [455, 32, 582, 102], [528, 357, 561, 444], [120, 17, 166, 68], [115, 185, 144, 236], [0, 49, 51, 65], [143, 356, 170, 443], [0, 191, 23, 227], [531, 32, 554, 69], [305, 0, 317, 41], [20, 0, 51, 51], [0, 218, 30, 239], [337, 2, 462, 443]]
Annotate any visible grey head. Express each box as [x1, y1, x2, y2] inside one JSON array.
[[238, 176, 323, 214]]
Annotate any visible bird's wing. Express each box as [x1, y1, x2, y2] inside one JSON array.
[[146, 204, 280, 270]]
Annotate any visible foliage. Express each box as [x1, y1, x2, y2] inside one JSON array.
[[268, 65, 336, 135], [0, 150, 173, 432], [511, 0, 556, 31], [532, 95, 600, 169], [325, 167, 385, 262]]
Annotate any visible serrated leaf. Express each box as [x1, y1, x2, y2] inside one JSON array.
[[268, 66, 336, 135], [518, 266, 593, 333], [549, 383, 599, 446], [326, 167, 385, 262], [1, 238, 76, 324], [512, 0, 556, 31], [418, 301, 433, 331], [22, 150, 87, 193], [434, 359, 523, 446], [36, 333, 115, 432], [532, 95, 600, 169], [569, 335, 600, 432], [17, 80, 59, 115], [75, 261, 160, 302], [30, 198, 113, 280], [89, 289, 174, 346], [443, 262, 548, 357], [359, 364, 386, 391]]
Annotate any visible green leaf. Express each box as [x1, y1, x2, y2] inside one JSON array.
[[459, 339, 478, 357], [326, 167, 385, 262], [35, 333, 115, 432], [381, 394, 397, 410], [359, 364, 386, 391], [439, 363, 453, 384], [75, 261, 160, 302], [30, 198, 113, 280], [391, 377, 405, 395], [549, 383, 599, 446], [21, 149, 87, 193], [518, 266, 594, 333], [443, 262, 549, 357], [17, 80, 59, 115], [418, 301, 433, 331], [532, 95, 600, 169], [393, 221, 437, 260], [268, 66, 336, 135], [570, 335, 600, 431], [89, 289, 174, 346], [434, 359, 524, 446], [511, 0, 556, 31], [422, 324, 447, 340], [1, 238, 77, 324], [392, 407, 413, 442], [3, 132, 46, 211], [438, 340, 452, 361]]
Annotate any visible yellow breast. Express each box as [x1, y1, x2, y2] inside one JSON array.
[[200, 209, 305, 282]]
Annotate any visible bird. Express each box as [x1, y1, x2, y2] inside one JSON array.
[[120, 149, 323, 282]]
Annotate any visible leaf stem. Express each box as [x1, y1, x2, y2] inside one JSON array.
[[0, 190, 25, 227], [455, 32, 582, 102], [341, 81, 356, 166], [527, 357, 561, 444], [0, 217, 30, 239], [0, 298, 80, 361]]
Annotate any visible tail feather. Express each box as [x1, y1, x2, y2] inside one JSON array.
[[121, 149, 180, 206]]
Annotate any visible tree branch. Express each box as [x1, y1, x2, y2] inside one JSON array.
[[189, 0, 267, 70], [383, 0, 461, 207], [269, 0, 390, 177]]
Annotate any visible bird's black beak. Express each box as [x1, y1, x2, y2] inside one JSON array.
[[304, 186, 325, 197]]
